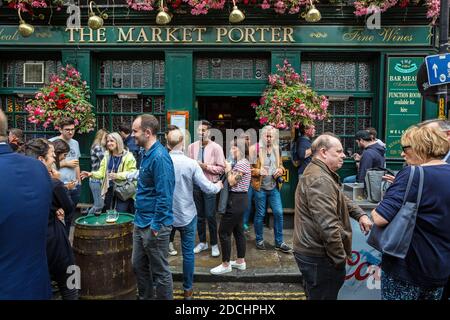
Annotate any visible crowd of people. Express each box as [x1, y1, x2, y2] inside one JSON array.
[[0, 107, 449, 301]]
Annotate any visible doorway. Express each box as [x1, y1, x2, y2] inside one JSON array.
[[197, 96, 260, 135]]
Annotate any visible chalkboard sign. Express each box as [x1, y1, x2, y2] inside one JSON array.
[[385, 57, 423, 158]]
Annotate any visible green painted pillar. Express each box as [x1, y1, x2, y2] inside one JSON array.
[[271, 51, 301, 209], [62, 50, 93, 204], [165, 51, 195, 138]]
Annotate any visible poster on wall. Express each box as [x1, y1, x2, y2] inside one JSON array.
[[338, 218, 382, 300], [385, 57, 423, 158]]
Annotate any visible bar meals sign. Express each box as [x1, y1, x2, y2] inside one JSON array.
[[0, 25, 433, 46]]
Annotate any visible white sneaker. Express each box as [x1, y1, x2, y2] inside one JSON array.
[[230, 260, 246, 270], [168, 242, 177, 256], [211, 244, 220, 257], [193, 242, 208, 254], [210, 264, 232, 275]]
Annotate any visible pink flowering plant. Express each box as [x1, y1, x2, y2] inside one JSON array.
[[125, 0, 440, 23], [253, 60, 329, 130], [4, 0, 64, 13], [354, 0, 440, 24], [25, 65, 96, 134]]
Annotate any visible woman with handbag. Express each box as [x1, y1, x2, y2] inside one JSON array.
[[210, 138, 251, 275], [371, 126, 450, 300], [81, 132, 137, 214]]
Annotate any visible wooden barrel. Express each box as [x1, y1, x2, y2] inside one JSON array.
[[73, 213, 136, 300]]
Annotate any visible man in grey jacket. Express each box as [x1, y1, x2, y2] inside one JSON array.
[[294, 134, 373, 300]]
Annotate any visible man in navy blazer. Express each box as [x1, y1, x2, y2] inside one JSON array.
[[0, 110, 53, 299]]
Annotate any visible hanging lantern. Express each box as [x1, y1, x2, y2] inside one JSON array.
[[305, 0, 321, 23], [156, 0, 172, 25], [229, 0, 245, 24], [88, 1, 105, 30], [18, 9, 34, 38]]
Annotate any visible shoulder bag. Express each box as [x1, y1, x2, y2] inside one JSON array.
[[113, 152, 137, 201], [367, 165, 424, 259]]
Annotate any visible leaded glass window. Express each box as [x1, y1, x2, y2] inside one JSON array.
[[0, 95, 56, 141], [300, 61, 371, 92], [2, 60, 61, 88], [315, 98, 373, 152], [96, 96, 166, 141], [195, 57, 269, 80], [99, 60, 165, 89]]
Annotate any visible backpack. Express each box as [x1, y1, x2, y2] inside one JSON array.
[[364, 167, 396, 203]]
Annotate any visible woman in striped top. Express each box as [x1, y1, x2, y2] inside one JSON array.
[[211, 138, 251, 275]]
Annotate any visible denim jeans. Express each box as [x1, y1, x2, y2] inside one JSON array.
[[343, 175, 357, 183], [174, 216, 197, 291], [294, 252, 346, 300], [193, 187, 218, 246], [243, 185, 254, 226], [254, 188, 284, 245], [132, 225, 173, 300], [65, 184, 81, 235], [87, 179, 104, 215], [103, 186, 134, 214]]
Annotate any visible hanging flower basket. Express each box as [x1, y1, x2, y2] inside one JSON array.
[[253, 59, 329, 130], [25, 65, 96, 134]]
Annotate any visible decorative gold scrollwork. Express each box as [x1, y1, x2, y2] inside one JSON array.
[[309, 32, 327, 38]]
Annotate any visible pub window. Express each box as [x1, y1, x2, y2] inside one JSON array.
[[301, 60, 374, 153], [96, 57, 166, 142], [195, 57, 269, 80], [99, 60, 165, 89], [96, 96, 166, 141], [0, 58, 62, 141], [2, 60, 61, 88]]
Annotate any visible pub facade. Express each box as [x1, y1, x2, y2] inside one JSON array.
[[0, 2, 439, 207]]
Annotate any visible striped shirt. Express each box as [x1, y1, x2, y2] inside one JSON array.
[[230, 159, 251, 192]]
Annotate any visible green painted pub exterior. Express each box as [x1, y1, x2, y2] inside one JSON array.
[[0, 4, 439, 208]]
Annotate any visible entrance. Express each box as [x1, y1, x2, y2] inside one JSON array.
[[197, 96, 260, 135]]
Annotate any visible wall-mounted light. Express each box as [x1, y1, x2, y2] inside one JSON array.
[[305, 0, 321, 23], [88, 1, 108, 30], [156, 0, 172, 25], [229, 0, 245, 24], [17, 9, 34, 37]]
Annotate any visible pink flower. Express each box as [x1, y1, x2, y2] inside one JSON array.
[[259, 117, 268, 125]]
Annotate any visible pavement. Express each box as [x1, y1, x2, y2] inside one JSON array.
[[168, 220, 302, 283]]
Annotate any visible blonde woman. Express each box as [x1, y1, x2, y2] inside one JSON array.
[[87, 129, 109, 215], [372, 126, 450, 300], [81, 132, 137, 214]]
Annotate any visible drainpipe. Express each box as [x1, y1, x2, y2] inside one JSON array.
[[437, 0, 449, 119]]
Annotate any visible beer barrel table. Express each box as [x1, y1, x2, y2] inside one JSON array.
[[73, 213, 136, 300]]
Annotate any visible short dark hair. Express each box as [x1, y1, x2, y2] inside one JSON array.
[[165, 124, 179, 135], [51, 139, 70, 169], [118, 123, 131, 135], [139, 114, 159, 136], [198, 120, 212, 129], [9, 128, 23, 140], [366, 127, 377, 140], [57, 117, 75, 128], [355, 130, 372, 142], [18, 138, 50, 159]]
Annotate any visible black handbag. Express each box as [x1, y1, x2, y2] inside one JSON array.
[[367, 166, 424, 259]]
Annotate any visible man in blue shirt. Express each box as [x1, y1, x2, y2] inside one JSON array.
[[131, 114, 175, 300], [168, 128, 222, 299], [0, 109, 53, 299], [119, 123, 141, 168]]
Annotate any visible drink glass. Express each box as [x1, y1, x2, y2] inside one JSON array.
[[106, 209, 119, 223]]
